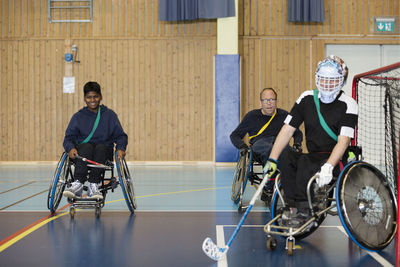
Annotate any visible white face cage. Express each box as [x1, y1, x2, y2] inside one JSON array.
[[315, 57, 346, 93], [315, 72, 344, 92]]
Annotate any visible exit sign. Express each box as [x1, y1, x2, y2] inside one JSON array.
[[376, 21, 394, 32], [375, 17, 397, 33]]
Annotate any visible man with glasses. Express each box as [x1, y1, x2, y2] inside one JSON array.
[[230, 87, 303, 201]]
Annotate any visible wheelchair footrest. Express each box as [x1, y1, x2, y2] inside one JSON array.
[[68, 197, 104, 208]]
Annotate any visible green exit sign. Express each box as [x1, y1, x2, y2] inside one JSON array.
[[377, 21, 394, 32], [375, 17, 397, 33]]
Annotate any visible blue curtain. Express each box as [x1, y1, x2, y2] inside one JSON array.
[[288, 0, 325, 22], [159, 0, 235, 21]]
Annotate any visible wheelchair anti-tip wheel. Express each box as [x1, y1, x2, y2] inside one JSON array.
[[115, 151, 137, 213], [47, 153, 71, 213], [266, 236, 277, 251], [231, 150, 250, 205], [336, 161, 397, 251], [70, 207, 75, 219]]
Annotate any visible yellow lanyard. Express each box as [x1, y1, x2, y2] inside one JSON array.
[[249, 109, 277, 140]]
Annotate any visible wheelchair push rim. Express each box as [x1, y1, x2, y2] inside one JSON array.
[[336, 161, 397, 251], [115, 151, 137, 213], [47, 152, 69, 213]]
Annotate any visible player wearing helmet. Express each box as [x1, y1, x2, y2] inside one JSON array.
[[263, 55, 358, 226]]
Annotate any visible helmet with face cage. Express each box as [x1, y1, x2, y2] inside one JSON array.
[[315, 55, 348, 103]]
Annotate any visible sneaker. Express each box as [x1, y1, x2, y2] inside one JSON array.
[[87, 183, 103, 200], [295, 208, 312, 224], [63, 180, 83, 198], [279, 207, 302, 228]]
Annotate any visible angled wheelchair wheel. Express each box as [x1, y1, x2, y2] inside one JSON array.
[[115, 152, 137, 213], [231, 150, 250, 204], [47, 153, 71, 213], [271, 183, 326, 240], [336, 161, 397, 251]]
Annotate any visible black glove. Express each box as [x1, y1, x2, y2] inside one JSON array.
[[292, 143, 302, 153], [239, 143, 249, 156]]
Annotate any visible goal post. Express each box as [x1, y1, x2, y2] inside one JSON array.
[[352, 62, 400, 267]]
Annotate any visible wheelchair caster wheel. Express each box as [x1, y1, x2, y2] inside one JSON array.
[[95, 207, 101, 218], [266, 236, 277, 251], [70, 207, 75, 219], [287, 239, 294, 256], [238, 205, 246, 213]]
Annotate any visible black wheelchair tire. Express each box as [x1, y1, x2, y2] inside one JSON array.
[[47, 153, 69, 213], [115, 152, 137, 213], [231, 151, 249, 204], [336, 161, 397, 251]]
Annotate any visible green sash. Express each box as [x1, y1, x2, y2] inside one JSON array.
[[313, 90, 337, 141], [81, 106, 101, 144]]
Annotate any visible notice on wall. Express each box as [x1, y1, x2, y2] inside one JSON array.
[[63, 76, 75, 93]]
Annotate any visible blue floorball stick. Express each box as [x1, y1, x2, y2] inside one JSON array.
[[202, 162, 272, 261]]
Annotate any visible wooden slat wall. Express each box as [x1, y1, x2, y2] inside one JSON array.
[[0, 0, 216, 161], [0, 38, 215, 161], [1, 0, 399, 161]]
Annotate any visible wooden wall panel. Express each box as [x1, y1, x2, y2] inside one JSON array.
[[1, 0, 399, 161], [240, 0, 400, 36], [0, 38, 215, 161], [0, 0, 216, 38]]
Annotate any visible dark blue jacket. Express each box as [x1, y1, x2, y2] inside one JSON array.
[[230, 108, 303, 149], [63, 105, 128, 153]]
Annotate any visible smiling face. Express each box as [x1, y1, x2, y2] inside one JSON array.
[[260, 89, 277, 116], [84, 91, 102, 112]]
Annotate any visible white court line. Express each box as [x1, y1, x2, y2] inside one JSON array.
[[216, 224, 393, 267]]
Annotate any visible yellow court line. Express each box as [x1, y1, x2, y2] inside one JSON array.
[[0, 211, 69, 253], [0, 186, 230, 252]]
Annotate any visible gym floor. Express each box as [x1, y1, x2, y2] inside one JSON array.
[[0, 164, 396, 266]]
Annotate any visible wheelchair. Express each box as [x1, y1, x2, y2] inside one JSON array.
[[47, 150, 137, 218], [231, 148, 267, 212], [263, 159, 397, 256]]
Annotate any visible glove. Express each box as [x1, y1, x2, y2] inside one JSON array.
[[239, 143, 249, 156], [316, 163, 333, 187], [292, 143, 302, 153], [263, 158, 278, 178], [347, 151, 356, 162]]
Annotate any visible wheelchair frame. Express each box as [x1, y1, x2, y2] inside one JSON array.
[[264, 160, 397, 256], [231, 148, 265, 212], [47, 150, 137, 218]]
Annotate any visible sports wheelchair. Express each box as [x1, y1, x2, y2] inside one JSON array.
[[263, 159, 397, 256], [231, 148, 267, 212], [47, 150, 137, 218]]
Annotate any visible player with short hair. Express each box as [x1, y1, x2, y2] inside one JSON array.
[[230, 87, 303, 199], [63, 81, 128, 199]]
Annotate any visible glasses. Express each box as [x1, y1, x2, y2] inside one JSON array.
[[261, 98, 277, 103]]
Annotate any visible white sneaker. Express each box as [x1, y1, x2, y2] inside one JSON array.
[[87, 183, 103, 200], [63, 180, 83, 198]]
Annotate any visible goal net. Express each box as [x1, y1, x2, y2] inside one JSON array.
[[352, 62, 400, 195]]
